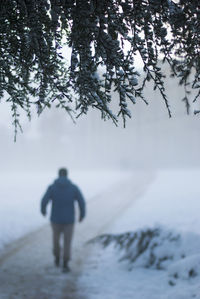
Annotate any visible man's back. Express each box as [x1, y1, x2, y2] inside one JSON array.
[[41, 176, 85, 224]]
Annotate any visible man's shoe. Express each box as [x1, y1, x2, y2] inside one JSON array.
[[54, 256, 60, 267], [62, 261, 70, 273]]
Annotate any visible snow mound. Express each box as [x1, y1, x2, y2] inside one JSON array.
[[90, 226, 200, 281], [168, 254, 200, 280]]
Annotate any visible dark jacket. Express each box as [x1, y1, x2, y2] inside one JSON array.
[[41, 177, 86, 224]]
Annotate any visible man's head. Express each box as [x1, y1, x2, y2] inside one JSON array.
[[58, 168, 68, 177]]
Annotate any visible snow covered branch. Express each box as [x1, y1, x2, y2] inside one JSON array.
[[0, 0, 199, 132]]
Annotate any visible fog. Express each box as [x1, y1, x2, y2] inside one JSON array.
[[1, 64, 200, 174]]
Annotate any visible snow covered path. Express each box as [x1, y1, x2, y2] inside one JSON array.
[[0, 171, 154, 299]]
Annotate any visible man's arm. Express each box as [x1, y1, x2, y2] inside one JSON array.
[[41, 186, 52, 216], [74, 186, 86, 222]]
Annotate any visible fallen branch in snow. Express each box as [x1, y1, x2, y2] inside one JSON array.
[[89, 227, 181, 270], [89, 227, 200, 285]]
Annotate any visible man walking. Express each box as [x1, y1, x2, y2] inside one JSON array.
[[41, 168, 86, 273]]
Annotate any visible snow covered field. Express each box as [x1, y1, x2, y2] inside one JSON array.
[[78, 170, 200, 299]]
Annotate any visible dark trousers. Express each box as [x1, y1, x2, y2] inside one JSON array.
[[51, 223, 74, 263]]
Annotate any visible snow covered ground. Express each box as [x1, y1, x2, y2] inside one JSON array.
[[78, 169, 200, 299], [0, 169, 152, 299], [1, 169, 200, 299]]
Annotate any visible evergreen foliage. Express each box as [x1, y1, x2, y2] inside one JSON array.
[[90, 227, 200, 287], [90, 227, 181, 270], [0, 0, 199, 130]]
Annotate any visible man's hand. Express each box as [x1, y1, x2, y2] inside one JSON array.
[[41, 210, 46, 216]]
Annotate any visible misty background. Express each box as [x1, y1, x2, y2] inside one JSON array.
[[0, 63, 200, 174]]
